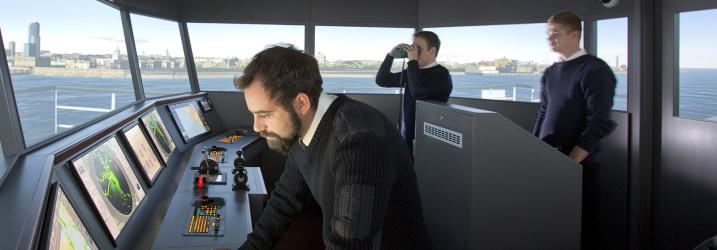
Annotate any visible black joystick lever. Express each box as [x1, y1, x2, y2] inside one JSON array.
[[232, 150, 249, 191], [233, 151, 245, 167]]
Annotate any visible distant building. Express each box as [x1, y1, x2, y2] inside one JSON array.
[[228, 57, 241, 68], [66, 59, 91, 69], [8, 41, 16, 58], [466, 65, 499, 74], [24, 22, 40, 57], [35, 57, 50, 67], [113, 47, 121, 61], [14, 56, 36, 68], [4, 49, 12, 67], [478, 66, 500, 74], [315, 52, 327, 64], [515, 64, 536, 73]]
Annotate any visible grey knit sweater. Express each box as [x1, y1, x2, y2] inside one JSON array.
[[241, 95, 431, 249]]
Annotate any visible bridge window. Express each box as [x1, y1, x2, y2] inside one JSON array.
[[130, 14, 191, 98], [187, 23, 304, 91], [1, 0, 135, 146], [315, 26, 414, 94], [678, 8, 717, 122], [597, 17, 629, 111], [426, 23, 573, 102]]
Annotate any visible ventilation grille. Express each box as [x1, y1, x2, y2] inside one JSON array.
[[423, 122, 462, 148]]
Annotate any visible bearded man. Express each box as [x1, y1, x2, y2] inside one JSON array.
[[236, 46, 431, 249]]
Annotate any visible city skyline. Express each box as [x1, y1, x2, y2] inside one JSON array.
[[1, 20, 625, 71], [0, 21, 631, 71], [1, 0, 715, 68]]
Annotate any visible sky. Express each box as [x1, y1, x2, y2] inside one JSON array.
[[1, 0, 715, 68], [597, 18, 629, 68]]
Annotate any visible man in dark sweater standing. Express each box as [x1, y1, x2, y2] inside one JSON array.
[[376, 31, 453, 154], [236, 47, 431, 249], [533, 12, 617, 250]]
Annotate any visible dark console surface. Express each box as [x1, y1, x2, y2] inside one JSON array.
[[0, 94, 270, 250], [153, 131, 267, 249]]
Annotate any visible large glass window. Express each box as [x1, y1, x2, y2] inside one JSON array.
[[678, 9, 717, 122], [130, 14, 190, 98], [597, 17, 628, 111], [315, 26, 414, 94], [1, 0, 135, 146], [188, 23, 304, 91], [426, 23, 581, 102]]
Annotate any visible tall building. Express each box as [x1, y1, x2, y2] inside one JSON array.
[[315, 52, 327, 64], [23, 22, 40, 57], [8, 41, 15, 57], [5, 41, 16, 67], [113, 46, 121, 61]]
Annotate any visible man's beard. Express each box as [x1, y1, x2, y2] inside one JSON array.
[[260, 108, 302, 155]]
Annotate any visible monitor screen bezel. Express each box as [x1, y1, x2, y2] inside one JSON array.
[[67, 135, 147, 244], [167, 100, 211, 144], [119, 121, 165, 186], [197, 97, 213, 113]]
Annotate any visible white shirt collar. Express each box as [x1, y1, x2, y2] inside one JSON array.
[[301, 92, 337, 147], [421, 61, 439, 69], [561, 49, 587, 62]]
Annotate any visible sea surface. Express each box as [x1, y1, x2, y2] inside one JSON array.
[[8, 69, 716, 145]]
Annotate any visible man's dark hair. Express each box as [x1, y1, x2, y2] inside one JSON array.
[[548, 11, 583, 38], [413, 31, 441, 56], [234, 47, 323, 111]]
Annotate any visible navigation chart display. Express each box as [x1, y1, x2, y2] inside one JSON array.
[[140, 109, 175, 162], [46, 186, 99, 250], [124, 124, 163, 182], [70, 137, 145, 240], [168, 101, 211, 142]]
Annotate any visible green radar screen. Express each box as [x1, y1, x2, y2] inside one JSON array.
[[94, 148, 133, 215], [71, 137, 145, 240], [141, 109, 175, 162], [47, 186, 99, 250]]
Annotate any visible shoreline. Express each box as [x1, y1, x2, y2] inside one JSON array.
[[10, 66, 627, 78]]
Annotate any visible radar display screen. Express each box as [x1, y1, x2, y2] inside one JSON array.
[[70, 137, 145, 240], [124, 124, 163, 183], [140, 109, 175, 162], [46, 186, 99, 250], [168, 101, 211, 143]]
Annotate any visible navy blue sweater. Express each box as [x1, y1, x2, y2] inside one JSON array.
[[533, 54, 617, 163], [376, 55, 453, 153], [241, 95, 431, 249]]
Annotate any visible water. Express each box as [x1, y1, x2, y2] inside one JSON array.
[[7, 70, 715, 146], [679, 69, 717, 120], [200, 72, 628, 109]]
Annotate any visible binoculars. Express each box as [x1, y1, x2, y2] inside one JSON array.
[[390, 45, 408, 58]]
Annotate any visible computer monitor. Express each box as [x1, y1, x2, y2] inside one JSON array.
[[123, 124, 163, 184], [70, 137, 146, 241], [140, 109, 175, 163], [168, 101, 211, 143], [43, 185, 99, 250]]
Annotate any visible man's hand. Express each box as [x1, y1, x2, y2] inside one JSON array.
[[568, 146, 589, 164], [405, 44, 418, 61], [389, 44, 402, 55]]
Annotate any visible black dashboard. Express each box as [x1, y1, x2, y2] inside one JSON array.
[[0, 93, 269, 249]]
